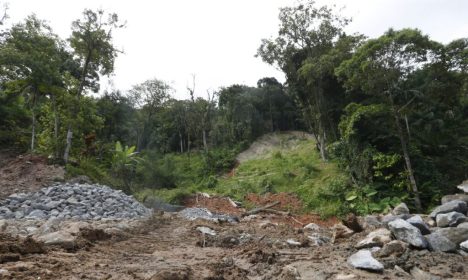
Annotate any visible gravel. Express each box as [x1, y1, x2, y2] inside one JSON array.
[[0, 183, 152, 220]]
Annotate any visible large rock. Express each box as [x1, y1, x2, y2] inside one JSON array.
[[429, 200, 467, 219], [357, 215, 382, 230], [426, 232, 457, 252], [388, 219, 427, 248], [407, 215, 431, 235], [435, 212, 468, 227], [432, 227, 468, 244], [356, 228, 392, 249], [457, 222, 468, 229], [392, 203, 410, 215], [347, 250, 384, 272], [441, 194, 468, 204], [36, 230, 76, 249]]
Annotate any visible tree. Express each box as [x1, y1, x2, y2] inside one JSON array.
[[129, 78, 172, 151], [336, 28, 441, 211], [63, 9, 124, 162], [0, 15, 65, 152], [257, 0, 355, 160]]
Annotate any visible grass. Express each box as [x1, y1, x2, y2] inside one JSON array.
[[129, 134, 349, 217]]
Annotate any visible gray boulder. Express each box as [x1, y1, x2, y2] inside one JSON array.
[[435, 211, 468, 227], [429, 200, 467, 219], [388, 219, 428, 248], [426, 232, 457, 252], [457, 222, 468, 229], [347, 250, 384, 272], [441, 194, 468, 204], [407, 215, 431, 235], [432, 227, 468, 244], [392, 203, 410, 215]]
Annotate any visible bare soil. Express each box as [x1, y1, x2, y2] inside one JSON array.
[[0, 153, 64, 199], [0, 152, 467, 279]]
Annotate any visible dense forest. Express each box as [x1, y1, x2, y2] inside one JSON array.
[[0, 1, 466, 216]]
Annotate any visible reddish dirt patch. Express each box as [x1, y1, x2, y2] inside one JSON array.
[[182, 194, 244, 216], [245, 192, 304, 213], [0, 153, 65, 199]]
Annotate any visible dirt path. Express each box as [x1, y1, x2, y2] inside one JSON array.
[[2, 213, 466, 280]]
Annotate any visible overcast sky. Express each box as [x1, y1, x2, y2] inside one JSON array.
[[5, 0, 468, 99]]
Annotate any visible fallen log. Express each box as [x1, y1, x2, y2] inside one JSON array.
[[241, 201, 280, 217]]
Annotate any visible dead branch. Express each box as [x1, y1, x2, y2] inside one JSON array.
[[241, 201, 280, 217]]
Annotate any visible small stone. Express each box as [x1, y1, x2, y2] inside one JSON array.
[[286, 239, 301, 246], [392, 203, 410, 215], [376, 240, 408, 257], [196, 226, 216, 236], [356, 228, 392, 249], [332, 224, 354, 240], [347, 250, 384, 272], [303, 223, 321, 231], [410, 266, 442, 280], [388, 219, 428, 248], [335, 274, 357, 280], [460, 240, 468, 251], [27, 209, 47, 219]]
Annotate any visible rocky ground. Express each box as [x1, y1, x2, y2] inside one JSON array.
[[0, 153, 467, 279]]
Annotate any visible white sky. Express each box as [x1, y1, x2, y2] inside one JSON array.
[[5, 0, 468, 99]]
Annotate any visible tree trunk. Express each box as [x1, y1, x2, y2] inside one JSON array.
[[53, 94, 59, 159], [30, 90, 37, 153], [179, 131, 184, 153], [318, 131, 327, 161], [63, 125, 73, 163], [390, 96, 422, 212], [202, 129, 208, 153]]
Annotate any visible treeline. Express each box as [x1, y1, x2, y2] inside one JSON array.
[[0, 1, 467, 214], [257, 1, 467, 212]]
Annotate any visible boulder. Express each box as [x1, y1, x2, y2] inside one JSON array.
[[460, 240, 468, 252], [406, 215, 431, 235], [432, 227, 468, 244], [457, 222, 468, 229], [356, 228, 392, 249], [426, 232, 457, 252], [441, 194, 468, 204], [392, 203, 410, 215], [429, 200, 467, 219], [388, 219, 428, 248], [375, 240, 408, 257], [36, 230, 76, 249], [347, 250, 384, 272], [435, 212, 468, 227]]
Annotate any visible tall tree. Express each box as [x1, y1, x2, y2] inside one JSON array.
[[63, 9, 124, 162], [336, 28, 440, 211]]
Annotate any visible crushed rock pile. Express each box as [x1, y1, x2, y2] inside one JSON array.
[[0, 183, 152, 220], [343, 180, 468, 276]]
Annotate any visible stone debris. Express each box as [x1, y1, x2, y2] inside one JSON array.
[[429, 200, 467, 219], [388, 219, 428, 248], [355, 228, 392, 249], [347, 249, 384, 272], [178, 207, 237, 223], [0, 183, 152, 220]]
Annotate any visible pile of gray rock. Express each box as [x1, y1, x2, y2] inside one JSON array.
[[0, 183, 152, 220], [347, 180, 468, 274], [178, 207, 238, 223]]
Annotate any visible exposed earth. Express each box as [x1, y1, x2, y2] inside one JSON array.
[[0, 153, 467, 279]]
